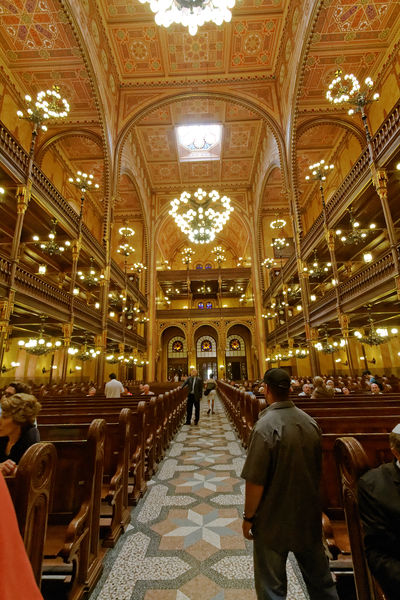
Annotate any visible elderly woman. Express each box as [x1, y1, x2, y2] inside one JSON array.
[[0, 393, 41, 475]]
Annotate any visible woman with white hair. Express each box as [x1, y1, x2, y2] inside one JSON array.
[[0, 393, 41, 475]]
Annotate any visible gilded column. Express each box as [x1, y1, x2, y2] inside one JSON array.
[[60, 322, 73, 382], [371, 167, 400, 299]]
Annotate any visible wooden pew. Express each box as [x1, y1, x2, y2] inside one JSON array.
[[39, 409, 131, 548], [41, 419, 105, 600], [5, 442, 57, 587], [334, 437, 387, 600]]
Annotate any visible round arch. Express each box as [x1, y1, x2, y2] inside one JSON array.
[[296, 117, 365, 148], [114, 91, 290, 198], [36, 129, 104, 167], [160, 325, 187, 381]]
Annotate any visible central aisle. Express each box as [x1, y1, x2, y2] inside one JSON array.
[[91, 398, 309, 600]]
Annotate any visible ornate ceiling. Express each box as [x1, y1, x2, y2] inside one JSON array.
[[1, 0, 399, 261]]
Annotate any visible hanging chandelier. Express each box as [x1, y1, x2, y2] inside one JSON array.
[[33, 219, 71, 256], [77, 258, 103, 287], [314, 327, 345, 354], [170, 188, 233, 245], [326, 70, 380, 116], [306, 250, 332, 279], [335, 207, 376, 245], [353, 307, 395, 346], [138, 0, 235, 36], [117, 225, 135, 256], [18, 317, 62, 355]]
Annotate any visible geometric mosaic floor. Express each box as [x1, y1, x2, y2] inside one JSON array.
[[90, 397, 309, 600]]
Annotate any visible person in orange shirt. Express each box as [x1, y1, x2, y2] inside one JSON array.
[[0, 472, 43, 599]]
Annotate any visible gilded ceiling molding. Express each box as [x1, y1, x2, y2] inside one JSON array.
[[35, 129, 104, 168], [119, 167, 150, 298], [296, 117, 365, 148], [58, 0, 112, 200], [256, 162, 286, 291], [286, 0, 324, 239]]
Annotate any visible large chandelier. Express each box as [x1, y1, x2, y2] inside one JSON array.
[[139, 0, 235, 36], [170, 188, 233, 245]]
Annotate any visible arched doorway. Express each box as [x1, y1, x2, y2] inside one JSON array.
[[167, 336, 188, 381], [225, 324, 252, 381], [194, 325, 219, 380], [160, 326, 187, 381]]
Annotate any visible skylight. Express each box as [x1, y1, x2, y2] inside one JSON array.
[[176, 124, 222, 162]]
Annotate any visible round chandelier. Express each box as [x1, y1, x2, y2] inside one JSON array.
[[138, 0, 236, 36], [170, 188, 233, 245]]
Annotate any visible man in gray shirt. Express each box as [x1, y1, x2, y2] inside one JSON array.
[[241, 368, 338, 600]]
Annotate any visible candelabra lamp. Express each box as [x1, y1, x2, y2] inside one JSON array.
[[69, 171, 99, 216], [327, 70, 379, 143], [181, 247, 195, 266], [17, 85, 70, 157]]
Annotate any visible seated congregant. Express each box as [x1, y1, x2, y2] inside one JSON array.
[[0, 394, 41, 475], [2, 381, 32, 399], [358, 424, 400, 600], [370, 382, 383, 395], [311, 376, 334, 399], [298, 383, 311, 397], [141, 384, 154, 396]]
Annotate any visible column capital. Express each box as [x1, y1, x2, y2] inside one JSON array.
[[16, 184, 31, 213]]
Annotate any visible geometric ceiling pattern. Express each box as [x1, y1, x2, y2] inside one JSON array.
[[134, 98, 264, 190], [1, 0, 399, 262]]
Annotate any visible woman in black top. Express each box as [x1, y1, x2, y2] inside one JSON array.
[[0, 393, 41, 475]]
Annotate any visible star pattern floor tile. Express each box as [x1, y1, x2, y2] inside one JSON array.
[[89, 398, 309, 600]]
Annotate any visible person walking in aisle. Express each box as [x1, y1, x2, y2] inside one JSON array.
[[181, 369, 203, 425], [205, 373, 217, 415], [241, 368, 339, 600]]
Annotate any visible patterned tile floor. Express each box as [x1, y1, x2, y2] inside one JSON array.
[[90, 398, 309, 600]]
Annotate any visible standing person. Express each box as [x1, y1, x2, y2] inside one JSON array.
[[241, 368, 338, 600], [205, 373, 217, 415], [104, 373, 124, 398], [181, 369, 203, 425]]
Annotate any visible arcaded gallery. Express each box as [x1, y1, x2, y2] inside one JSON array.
[[0, 0, 399, 599]]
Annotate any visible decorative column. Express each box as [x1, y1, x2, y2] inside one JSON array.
[[371, 167, 400, 298], [0, 299, 14, 369], [297, 256, 319, 376], [60, 322, 72, 382]]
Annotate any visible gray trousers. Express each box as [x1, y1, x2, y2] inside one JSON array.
[[253, 538, 339, 600]]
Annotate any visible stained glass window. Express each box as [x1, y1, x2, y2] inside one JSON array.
[[206, 302, 212, 309], [172, 340, 183, 352], [201, 339, 212, 352], [229, 338, 241, 351], [198, 302, 204, 309]]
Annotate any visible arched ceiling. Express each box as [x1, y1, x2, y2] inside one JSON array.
[[1, 0, 399, 255]]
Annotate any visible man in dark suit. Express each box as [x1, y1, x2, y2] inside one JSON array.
[[181, 369, 203, 425], [358, 424, 400, 600]]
